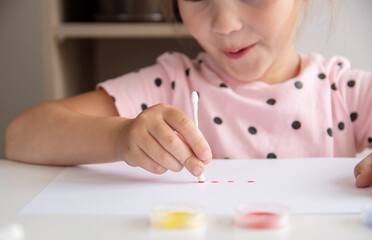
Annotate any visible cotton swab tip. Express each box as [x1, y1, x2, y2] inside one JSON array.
[[191, 91, 199, 105], [198, 173, 205, 183]]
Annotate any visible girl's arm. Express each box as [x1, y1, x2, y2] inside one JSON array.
[[4, 89, 125, 165], [5, 89, 212, 176]]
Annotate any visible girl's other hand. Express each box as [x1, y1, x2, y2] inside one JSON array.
[[354, 153, 372, 188], [116, 104, 212, 176]]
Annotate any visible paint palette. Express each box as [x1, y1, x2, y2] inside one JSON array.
[[362, 204, 372, 228], [150, 204, 206, 229], [234, 203, 290, 229]]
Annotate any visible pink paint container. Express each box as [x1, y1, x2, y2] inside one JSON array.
[[234, 203, 290, 229]]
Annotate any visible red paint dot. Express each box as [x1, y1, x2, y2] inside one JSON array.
[[248, 181, 255, 183], [211, 181, 219, 183], [228, 181, 234, 183], [198, 181, 205, 183]]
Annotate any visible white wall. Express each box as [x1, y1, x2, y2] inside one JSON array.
[[295, 0, 372, 71], [0, 0, 371, 158], [0, 0, 43, 158]]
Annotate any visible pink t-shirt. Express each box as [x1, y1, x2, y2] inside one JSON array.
[[98, 52, 372, 159]]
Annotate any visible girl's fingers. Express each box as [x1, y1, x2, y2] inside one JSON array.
[[137, 150, 168, 175], [121, 104, 212, 176], [182, 154, 206, 177], [125, 143, 168, 175], [354, 153, 372, 188], [163, 107, 212, 164], [147, 122, 201, 168], [137, 131, 184, 172], [148, 127, 205, 176]]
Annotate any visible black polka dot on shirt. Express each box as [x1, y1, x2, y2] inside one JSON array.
[[110, 96, 116, 102], [220, 83, 228, 88], [338, 122, 345, 131], [327, 128, 333, 137], [331, 83, 337, 91], [248, 127, 257, 135], [337, 62, 343, 68], [347, 80, 356, 88], [292, 121, 301, 130], [368, 137, 372, 144], [214, 117, 223, 125], [171, 81, 175, 90], [318, 73, 326, 80], [267, 99, 276, 105], [185, 68, 190, 77], [155, 78, 162, 87], [267, 153, 277, 159], [295, 81, 303, 89], [350, 112, 358, 122], [141, 104, 148, 111]]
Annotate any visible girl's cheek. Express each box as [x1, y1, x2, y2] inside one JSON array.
[[183, 16, 207, 41]]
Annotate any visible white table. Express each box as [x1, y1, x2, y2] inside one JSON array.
[[1, 159, 371, 240]]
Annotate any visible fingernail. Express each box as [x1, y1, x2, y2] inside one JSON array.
[[200, 150, 210, 161], [356, 174, 361, 183], [193, 166, 203, 176]]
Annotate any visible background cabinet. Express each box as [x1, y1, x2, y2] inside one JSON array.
[[42, 0, 201, 99]]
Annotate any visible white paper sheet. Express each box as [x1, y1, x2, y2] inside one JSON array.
[[20, 158, 372, 215]]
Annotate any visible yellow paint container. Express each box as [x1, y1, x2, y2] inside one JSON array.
[[150, 204, 206, 229]]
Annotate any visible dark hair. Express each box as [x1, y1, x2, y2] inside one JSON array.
[[173, 0, 182, 22], [158, 0, 182, 22]]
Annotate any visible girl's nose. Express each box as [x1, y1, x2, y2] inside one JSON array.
[[211, 5, 243, 36]]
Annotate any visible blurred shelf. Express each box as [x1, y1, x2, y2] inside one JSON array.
[[42, 0, 194, 100], [55, 23, 190, 39]]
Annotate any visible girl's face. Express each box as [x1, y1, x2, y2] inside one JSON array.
[[178, 0, 303, 84]]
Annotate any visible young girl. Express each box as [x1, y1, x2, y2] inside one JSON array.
[[5, 0, 372, 187]]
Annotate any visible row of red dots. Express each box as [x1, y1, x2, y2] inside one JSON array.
[[198, 181, 255, 183]]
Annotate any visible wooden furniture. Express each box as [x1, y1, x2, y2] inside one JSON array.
[[41, 0, 195, 100]]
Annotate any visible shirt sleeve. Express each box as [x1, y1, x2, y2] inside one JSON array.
[[335, 59, 372, 152], [97, 52, 180, 119]]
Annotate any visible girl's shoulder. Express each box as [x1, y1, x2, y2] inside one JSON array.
[[301, 53, 372, 152], [302, 52, 351, 76], [301, 52, 371, 86]]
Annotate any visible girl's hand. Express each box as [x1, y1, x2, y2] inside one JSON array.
[[116, 104, 212, 176], [354, 152, 372, 188]]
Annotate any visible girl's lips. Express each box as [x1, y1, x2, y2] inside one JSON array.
[[223, 44, 256, 59]]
